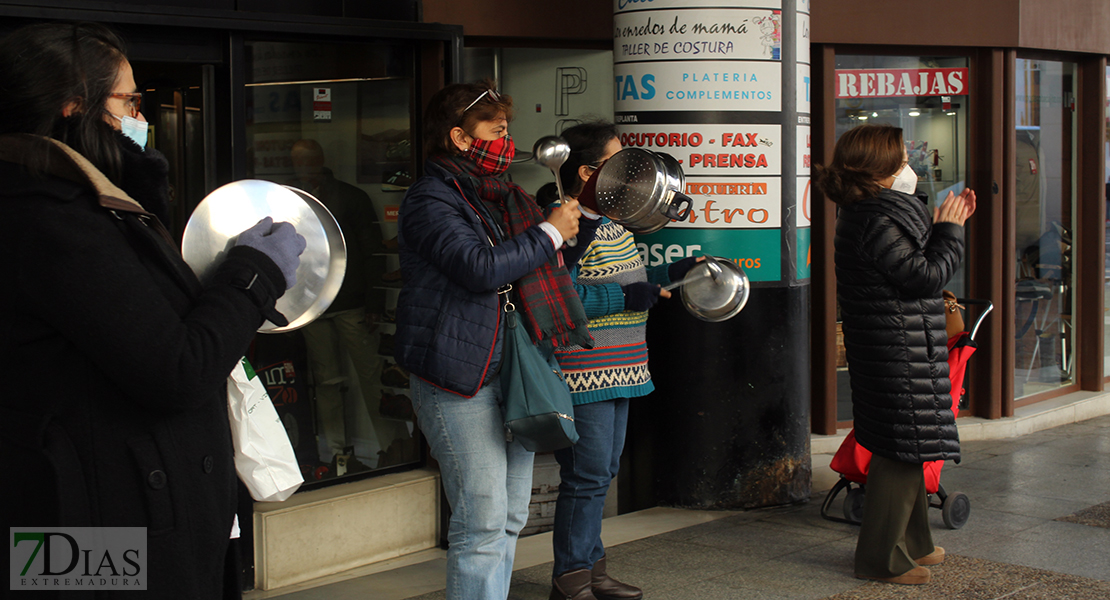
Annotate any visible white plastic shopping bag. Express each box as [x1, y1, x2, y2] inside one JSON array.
[[227, 357, 303, 501]]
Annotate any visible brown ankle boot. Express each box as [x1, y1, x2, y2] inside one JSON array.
[[550, 568, 598, 600], [591, 556, 642, 600]]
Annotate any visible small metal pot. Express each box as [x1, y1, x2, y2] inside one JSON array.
[[680, 256, 750, 322], [181, 179, 347, 333], [594, 148, 693, 234]]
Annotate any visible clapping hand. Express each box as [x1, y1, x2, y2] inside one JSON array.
[[934, 188, 976, 227]]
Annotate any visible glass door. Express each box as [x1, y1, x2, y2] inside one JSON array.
[[832, 54, 971, 421], [1104, 64, 1110, 382], [130, 63, 211, 241], [1013, 58, 1077, 400], [244, 39, 421, 487]]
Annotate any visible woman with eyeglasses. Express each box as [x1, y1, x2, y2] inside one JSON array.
[[814, 124, 974, 586], [0, 22, 305, 599], [394, 80, 589, 599], [536, 121, 700, 600]]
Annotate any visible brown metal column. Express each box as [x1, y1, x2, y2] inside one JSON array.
[[811, 44, 839, 435], [1000, 49, 1017, 417], [1076, 55, 1107, 389], [966, 48, 1008, 420]]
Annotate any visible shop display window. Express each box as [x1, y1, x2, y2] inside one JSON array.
[[831, 54, 970, 421], [243, 40, 421, 487], [1012, 59, 1076, 399], [1104, 64, 1110, 380]]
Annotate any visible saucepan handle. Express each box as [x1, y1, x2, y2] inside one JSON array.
[[665, 192, 694, 221]]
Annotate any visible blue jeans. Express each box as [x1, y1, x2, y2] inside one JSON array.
[[552, 398, 629, 575], [410, 375, 534, 600]]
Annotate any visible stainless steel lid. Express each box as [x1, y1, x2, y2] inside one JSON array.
[[680, 257, 750, 322], [181, 179, 347, 333]]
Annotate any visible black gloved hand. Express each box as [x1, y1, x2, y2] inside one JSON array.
[[235, 217, 307, 290], [622, 282, 663, 311], [668, 256, 700, 282]]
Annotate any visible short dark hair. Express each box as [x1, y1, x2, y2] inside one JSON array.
[[534, 120, 620, 207], [0, 21, 129, 181], [559, 120, 619, 197], [422, 78, 514, 160], [814, 124, 904, 206]]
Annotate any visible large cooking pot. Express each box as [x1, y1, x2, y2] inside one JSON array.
[[679, 256, 750, 322], [594, 148, 693, 234], [182, 179, 347, 333]]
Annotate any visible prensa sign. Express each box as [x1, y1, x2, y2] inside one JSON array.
[[836, 68, 969, 99]]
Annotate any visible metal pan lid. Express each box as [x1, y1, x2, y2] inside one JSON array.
[[680, 257, 750, 322], [182, 179, 347, 333]]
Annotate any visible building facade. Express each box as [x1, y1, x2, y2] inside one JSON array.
[[3, 0, 1108, 593]]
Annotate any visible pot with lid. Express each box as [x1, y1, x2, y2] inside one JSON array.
[[594, 148, 693, 234]]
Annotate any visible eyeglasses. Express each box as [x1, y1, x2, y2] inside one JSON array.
[[462, 89, 500, 115], [110, 92, 142, 118]]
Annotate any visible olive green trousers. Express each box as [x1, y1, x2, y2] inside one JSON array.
[[854, 453, 936, 578]]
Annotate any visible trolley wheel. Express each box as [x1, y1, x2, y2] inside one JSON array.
[[942, 491, 971, 529], [843, 487, 866, 524]]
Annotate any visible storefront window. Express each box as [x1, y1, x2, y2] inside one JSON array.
[[832, 54, 970, 420], [244, 40, 420, 485], [1104, 65, 1110, 380], [1013, 59, 1076, 398]]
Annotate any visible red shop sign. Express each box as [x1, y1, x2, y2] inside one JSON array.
[[836, 68, 969, 99]]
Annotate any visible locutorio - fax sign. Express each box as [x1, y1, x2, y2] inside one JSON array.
[[10, 528, 146, 591]]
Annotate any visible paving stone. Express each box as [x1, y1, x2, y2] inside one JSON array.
[[1056, 500, 1110, 529], [818, 554, 1110, 600]]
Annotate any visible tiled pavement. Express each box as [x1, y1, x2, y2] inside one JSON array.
[[257, 413, 1110, 600]]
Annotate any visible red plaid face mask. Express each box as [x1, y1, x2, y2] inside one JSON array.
[[466, 134, 515, 176]]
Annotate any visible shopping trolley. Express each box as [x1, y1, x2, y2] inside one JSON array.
[[820, 298, 993, 530]]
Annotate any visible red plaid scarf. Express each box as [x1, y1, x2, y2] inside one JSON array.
[[432, 153, 592, 349]]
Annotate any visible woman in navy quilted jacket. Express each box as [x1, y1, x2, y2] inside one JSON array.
[[815, 124, 975, 586], [394, 81, 589, 600]]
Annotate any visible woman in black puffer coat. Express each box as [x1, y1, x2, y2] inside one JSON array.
[[815, 124, 975, 586]]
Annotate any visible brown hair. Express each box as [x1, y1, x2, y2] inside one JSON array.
[[422, 78, 514, 160], [813, 124, 904, 206]]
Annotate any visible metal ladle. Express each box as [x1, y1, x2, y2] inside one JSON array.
[[533, 135, 576, 247]]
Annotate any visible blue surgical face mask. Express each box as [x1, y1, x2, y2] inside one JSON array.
[[112, 113, 149, 148]]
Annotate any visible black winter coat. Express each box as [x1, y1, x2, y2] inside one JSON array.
[[0, 135, 286, 599], [834, 187, 964, 464]]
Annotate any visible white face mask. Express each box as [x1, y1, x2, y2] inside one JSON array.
[[891, 163, 917, 194], [112, 113, 148, 148]]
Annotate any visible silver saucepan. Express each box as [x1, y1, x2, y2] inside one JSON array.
[[593, 148, 693, 234]]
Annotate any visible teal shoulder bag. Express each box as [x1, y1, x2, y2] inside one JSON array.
[[498, 287, 579, 452]]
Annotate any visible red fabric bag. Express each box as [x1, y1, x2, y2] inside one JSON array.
[[829, 332, 976, 493]]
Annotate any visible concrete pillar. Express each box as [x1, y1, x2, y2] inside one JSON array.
[[614, 0, 813, 509]]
